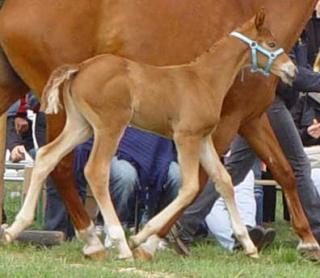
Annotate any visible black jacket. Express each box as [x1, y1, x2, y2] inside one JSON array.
[[291, 95, 320, 146], [277, 16, 320, 109]]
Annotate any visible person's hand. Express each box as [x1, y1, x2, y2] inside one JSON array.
[[260, 161, 267, 172], [14, 117, 29, 135], [307, 119, 320, 139], [10, 145, 26, 162]]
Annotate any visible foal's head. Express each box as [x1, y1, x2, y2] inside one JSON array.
[[237, 9, 296, 85]]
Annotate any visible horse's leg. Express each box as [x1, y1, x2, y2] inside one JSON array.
[[1, 101, 97, 248], [46, 113, 93, 222], [240, 114, 320, 252], [0, 48, 30, 223], [129, 134, 201, 249], [45, 112, 102, 258], [44, 88, 110, 259], [84, 128, 133, 260], [199, 135, 258, 257]]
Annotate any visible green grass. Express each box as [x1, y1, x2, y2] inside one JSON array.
[[1, 185, 320, 278]]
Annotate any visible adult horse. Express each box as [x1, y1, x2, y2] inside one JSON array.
[[0, 0, 318, 259]]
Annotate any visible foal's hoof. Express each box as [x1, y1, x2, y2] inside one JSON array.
[[247, 252, 259, 259], [132, 246, 153, 261], [245, 247, 259, 259], [118, 254, 134, 261], [84, 249, 108, 260], [0, 227, 13, 245]]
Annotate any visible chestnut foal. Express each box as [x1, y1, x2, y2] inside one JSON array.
[[2, 11, 295, 260]]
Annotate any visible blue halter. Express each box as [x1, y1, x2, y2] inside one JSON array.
[[230, 31, 284, 77]]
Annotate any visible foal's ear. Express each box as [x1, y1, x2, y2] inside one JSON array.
[[255, 8, 266, 31]]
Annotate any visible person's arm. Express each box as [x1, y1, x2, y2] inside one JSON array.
[[6, 117, 24, 151], [291, 65, 320, 92], [6, 117, 26, 162], [291, 96, 320, 146]]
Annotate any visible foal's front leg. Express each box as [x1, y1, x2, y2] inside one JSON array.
[[129, 134, 201, 250], [199, 135, 258, 258]]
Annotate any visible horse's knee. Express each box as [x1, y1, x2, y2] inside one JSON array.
[[214, 172, 233, 197], [179, 185, 200, 205], [84, 164, 107, 194]]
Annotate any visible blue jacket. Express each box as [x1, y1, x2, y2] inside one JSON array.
[[74, 127, 177, 206]]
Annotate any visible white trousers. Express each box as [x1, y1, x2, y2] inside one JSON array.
[[205, 170, 256, 250]]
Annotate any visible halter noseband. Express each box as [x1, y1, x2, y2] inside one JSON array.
[[230, 31, 284, 77]]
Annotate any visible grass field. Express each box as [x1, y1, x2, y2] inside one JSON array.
[[1, 184, 320, 278]]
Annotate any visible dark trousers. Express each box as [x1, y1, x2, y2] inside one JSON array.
[[43, 177, 86, 239]]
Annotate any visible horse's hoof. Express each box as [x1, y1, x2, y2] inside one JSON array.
[[297, 241, 320, 252], [84, 249, 108, 260], [132, 246, 153, 261], [301, 249, 320, 262], [299, 244, 320, 262]]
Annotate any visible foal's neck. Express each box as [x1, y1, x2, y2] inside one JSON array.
[[192, 29, 254, 92]]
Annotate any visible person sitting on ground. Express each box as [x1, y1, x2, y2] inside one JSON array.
[[205, 169, 274, 251], [176, 137, 275, 252], [74, 126, 180, 246], [4, 93, 44, 224], [6, 93, 81, 239], [6, 93, 44, 162]]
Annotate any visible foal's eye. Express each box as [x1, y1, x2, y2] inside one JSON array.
[[267, 42, 276, 48]]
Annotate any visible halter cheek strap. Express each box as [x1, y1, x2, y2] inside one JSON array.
[[230, 31, 284, 77]]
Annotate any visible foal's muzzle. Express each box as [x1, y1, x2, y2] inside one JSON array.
[[278, 62, 297, 86]]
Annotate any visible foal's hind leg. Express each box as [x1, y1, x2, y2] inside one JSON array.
[[84, 127, 133, 260], [1, 114, 93, 244], [199, 135, 258, 258]]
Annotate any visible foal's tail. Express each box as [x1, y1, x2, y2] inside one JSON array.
[[41, 65, 80, 114]]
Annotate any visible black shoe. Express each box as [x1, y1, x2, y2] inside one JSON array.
[[233, 226, 265, 251], [167, 224, 191, 257], [233, 226, 276, 251], [259, 227, 276, 251]]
